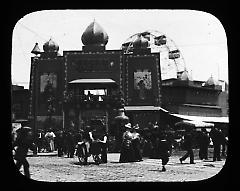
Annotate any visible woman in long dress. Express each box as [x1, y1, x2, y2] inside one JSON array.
[[119, 123, 135, 163], [132, 124, 142, 162]]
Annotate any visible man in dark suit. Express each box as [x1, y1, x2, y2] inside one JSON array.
[[13, 127, 35, 178], [179, 127, 195, 164], [157, 132, 171, 171], [209, 126, 225, 161], [197, 128, 210, 160]]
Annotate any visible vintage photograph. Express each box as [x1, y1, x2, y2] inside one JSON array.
[[11, 9, 228, 182]]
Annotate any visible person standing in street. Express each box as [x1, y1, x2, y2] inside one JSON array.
[[55, 130, 64, 157], [45, 129, 56, 152], [119, 123, 135, 163], [132, 124, 143, 162], [65, 130, 76, 158], [35, 129, 44, 153], [179, 127, 195, 164], [197, 128, 210, 160], [220, 129, 227, 157], [13, 127, 36, 178], [209, 126, 224, 161]]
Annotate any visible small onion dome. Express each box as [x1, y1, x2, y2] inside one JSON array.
[[43, 38, 59, 52], [206, 76, 217, 86], [133, 35, 149, 49], [81, 20, 109, 46], [180, 70, 190, 81]]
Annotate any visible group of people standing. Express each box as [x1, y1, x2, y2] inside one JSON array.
[[119, 122, 171, 171], [53, 126, 107, 160], [179, 125, 228, 164]]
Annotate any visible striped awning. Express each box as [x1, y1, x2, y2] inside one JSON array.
[[124, 106, 168, 112], [175, 120, 214, 128], [171, 113, 229, 123]]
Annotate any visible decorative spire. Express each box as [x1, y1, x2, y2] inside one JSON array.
[[206, 75, 216, 86], [180, 69, 190, 81], [31, 43, 41, 55]]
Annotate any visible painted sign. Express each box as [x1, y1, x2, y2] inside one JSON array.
[[40, 73, 57, 93], [134, 70, 152, 100]]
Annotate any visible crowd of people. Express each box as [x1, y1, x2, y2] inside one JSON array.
[[118, 121, 228, 171], [12, 120, 228, 178], [33, 125, 108, 160]]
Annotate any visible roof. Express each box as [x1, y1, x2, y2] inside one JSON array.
[[171, 113, 229, 123], [69, 79, 116, 84], [124, 106, 168, 112]]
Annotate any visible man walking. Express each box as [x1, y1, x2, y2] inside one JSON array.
[[179, 127, 195, 164], [157, 132, 171, 171], [13, 127, 35, 178]]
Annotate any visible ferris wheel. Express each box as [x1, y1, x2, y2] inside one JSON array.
[[121, 30, 186, 80]]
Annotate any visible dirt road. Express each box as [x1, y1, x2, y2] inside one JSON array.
[[16, 150, 227, 182]]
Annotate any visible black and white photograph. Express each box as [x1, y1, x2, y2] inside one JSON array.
[[11, 9, 229, 182]]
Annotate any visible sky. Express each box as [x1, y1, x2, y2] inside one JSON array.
[[11, 9, 228, 89]]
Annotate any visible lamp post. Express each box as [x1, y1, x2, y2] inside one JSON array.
[[30, 42, 42, 141], [113, 90, 129, 152]]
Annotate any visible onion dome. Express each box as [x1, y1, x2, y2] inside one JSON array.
[[43, 38, 59, 52], [206, 75, 216, 86], [133, 35, 149, 49], [81, 20, 109, 46], [180, 70, 192, 81]]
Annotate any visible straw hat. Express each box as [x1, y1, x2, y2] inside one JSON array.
[[125, 123, 132, 129]]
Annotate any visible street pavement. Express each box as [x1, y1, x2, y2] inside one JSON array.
[[17, 150, 227, 182]]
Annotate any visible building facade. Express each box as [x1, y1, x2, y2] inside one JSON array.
[[11, 85, 29, 121], [28, 21, 164, 134], [28, 20, 228, 135]]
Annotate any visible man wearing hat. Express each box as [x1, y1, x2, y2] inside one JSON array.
[[132, 124, 143, 162], [119, 123, 135, 163]]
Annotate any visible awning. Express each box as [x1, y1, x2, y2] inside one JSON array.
[[171, 113, 229, 123], [175, 120, 214, 128], [68, 79, 118, 88], [124, 106, 168, 112], [69, 79, 116, 84]]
